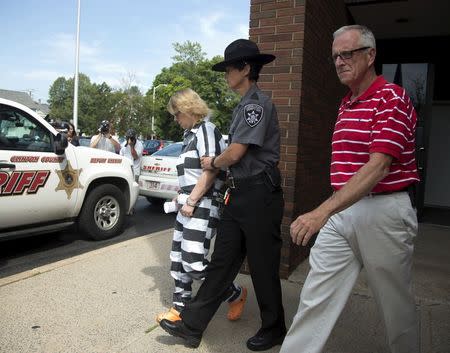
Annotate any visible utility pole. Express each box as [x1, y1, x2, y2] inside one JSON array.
[[73, 0, 81, 132]]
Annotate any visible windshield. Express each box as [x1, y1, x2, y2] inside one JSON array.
[[152, 142, 182, 157], [145, 140, 160, 148]]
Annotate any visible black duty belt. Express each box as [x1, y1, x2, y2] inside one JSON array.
[[227, 172, 265, 189]]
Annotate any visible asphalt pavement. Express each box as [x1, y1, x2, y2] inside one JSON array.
[[0, 197, 175, 278], [0, 223, 449, 353]]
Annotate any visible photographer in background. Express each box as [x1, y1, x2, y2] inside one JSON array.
[[90, 120, 120, 153], [119, 128, 143, 182]]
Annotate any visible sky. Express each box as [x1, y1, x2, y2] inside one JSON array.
[[0, 0, 250, 104]]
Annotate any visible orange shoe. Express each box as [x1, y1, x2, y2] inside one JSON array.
[[227, 287, 247, 321], [156, 307, 181, 324]]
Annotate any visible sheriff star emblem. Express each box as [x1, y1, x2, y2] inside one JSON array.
[[55, 160, 83, 199], [243, 104, 264, 127]]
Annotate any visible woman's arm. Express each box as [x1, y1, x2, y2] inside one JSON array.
[[180, 169, 219, 217]]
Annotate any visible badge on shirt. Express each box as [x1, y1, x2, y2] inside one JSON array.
[[243, 104, 264, 128]]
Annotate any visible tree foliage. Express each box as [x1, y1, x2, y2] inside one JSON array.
[[47, 41, 238, 141], [149, 41, 239, 141], [172, 41, 206, 64], [48, 74, 115, 135]]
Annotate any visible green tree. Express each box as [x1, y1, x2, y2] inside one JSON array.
[[172, 41, 206, 64], [47, 42, 239, 141], [48, 77, 73, 122], [110, 86, 144, 137], [147, 41, 239, 141], [48, 73, 115, 136]]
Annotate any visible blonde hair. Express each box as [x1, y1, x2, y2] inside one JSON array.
[[167, 88, 210, 121]]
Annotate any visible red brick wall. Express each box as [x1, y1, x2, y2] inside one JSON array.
[[249, 0, 349, 277]]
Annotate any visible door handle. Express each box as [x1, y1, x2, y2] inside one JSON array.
[[0, 162, 16, 169]]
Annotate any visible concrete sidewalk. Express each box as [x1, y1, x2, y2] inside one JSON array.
[[0, 223, 449, 353]]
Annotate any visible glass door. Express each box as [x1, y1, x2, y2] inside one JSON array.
[[382, 63, 433, 218]]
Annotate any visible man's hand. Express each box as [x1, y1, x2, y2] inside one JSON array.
[[200, 156, 214, 170], [290, 208, 329, 246]]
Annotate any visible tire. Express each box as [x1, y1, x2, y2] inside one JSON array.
[[79, 184, 126, 240], [145, 196, 165, 205]]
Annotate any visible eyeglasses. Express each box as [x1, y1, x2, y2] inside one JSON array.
[[331, 46, 371, 63]]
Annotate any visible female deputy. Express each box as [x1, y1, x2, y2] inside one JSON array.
[[159, 40, 286, 352]]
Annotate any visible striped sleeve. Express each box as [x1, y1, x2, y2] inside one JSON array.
[[196, 122, 225, 157], [369, 87, 416, 160]]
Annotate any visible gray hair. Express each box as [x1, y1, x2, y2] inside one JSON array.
[[333, 25, 376, 49]]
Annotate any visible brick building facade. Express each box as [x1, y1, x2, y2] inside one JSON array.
[[247, 0, 450, 278], [248, 0, 350, 277]]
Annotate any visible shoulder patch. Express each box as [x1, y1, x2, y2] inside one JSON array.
[[243, 104, 264, 128]]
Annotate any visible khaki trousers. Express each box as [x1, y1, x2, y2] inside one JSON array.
[[281, 192, 419, 353]]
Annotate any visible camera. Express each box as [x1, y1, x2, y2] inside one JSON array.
[[125, 128, 137, 146], [99, 120, 110, 134]]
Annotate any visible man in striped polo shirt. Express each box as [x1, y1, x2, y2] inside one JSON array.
[[281, 25, 420, 353]]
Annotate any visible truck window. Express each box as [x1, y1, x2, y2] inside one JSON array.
[[0, 106, 52, 152]]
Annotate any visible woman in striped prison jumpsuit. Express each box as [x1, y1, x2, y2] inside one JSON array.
[[156, 88, 246, 323]]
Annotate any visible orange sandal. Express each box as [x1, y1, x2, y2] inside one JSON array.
[[156, 307, 181, 323], [227, 287, 247, 321]]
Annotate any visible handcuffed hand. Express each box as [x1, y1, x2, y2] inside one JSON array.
[[180, 204, 194, 217]]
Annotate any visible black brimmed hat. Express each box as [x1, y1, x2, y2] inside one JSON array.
[[212, 39, 275, 72]]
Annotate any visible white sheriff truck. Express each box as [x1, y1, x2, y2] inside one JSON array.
[[0, 98, 139, 241]]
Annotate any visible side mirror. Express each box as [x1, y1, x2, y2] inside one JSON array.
[[54, 132, 68, 155]]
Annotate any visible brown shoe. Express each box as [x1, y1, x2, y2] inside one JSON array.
[[156, 307, 181, 324], [227, 287, 247, 321]]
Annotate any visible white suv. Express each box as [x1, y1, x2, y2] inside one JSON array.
[[0, 98, 139, 241]]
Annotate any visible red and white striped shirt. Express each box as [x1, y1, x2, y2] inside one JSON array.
[[331, 76, 420, 193]]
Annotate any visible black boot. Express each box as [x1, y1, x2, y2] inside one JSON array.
[[246, 328, 286, 351], [159, 319, 202, 348]]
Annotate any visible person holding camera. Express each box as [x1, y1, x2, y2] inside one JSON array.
[[119, 128, 143, 182], [90, 120, 120, 153]]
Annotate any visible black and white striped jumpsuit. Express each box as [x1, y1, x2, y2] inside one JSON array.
[[170, 120, 240, 309]]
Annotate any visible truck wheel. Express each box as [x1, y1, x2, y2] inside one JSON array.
[[79, 184, 126, 240]]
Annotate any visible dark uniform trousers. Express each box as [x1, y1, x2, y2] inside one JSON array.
[[181, 176, 286, 335]]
